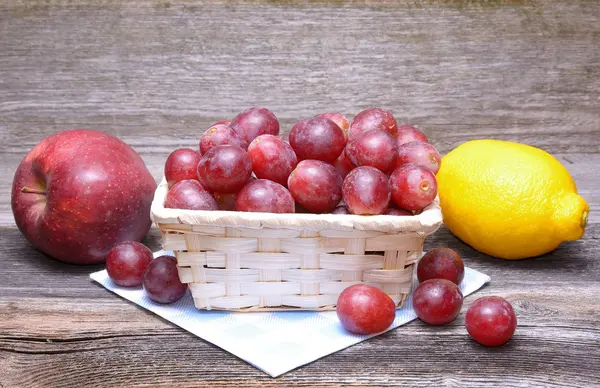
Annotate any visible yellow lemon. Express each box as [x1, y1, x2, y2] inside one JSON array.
[[437, 139, 588, 260]]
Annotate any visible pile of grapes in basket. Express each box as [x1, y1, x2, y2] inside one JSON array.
[[164, 107, 440, 215]]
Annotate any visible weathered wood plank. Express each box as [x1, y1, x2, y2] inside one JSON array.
[[1, 0, 600, 386], [1, 1, 599, 226], [0, 225, 598, 386]]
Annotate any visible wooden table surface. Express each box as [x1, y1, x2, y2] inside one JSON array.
[[1, 1, 599, 387]]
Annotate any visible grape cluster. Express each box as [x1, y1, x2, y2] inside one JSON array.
[[164, 106, 441, 216], [413, 248, 517, 346]]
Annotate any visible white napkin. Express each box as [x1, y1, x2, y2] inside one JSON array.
[[90, 250, 490, 377]]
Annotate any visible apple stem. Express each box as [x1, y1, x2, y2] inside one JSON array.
[[22, 187, 46, 195]]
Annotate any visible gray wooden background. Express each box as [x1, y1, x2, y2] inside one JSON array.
[[1, 1, 599, 387]]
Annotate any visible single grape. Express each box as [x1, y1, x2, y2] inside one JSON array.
[[465, 296, 517, 346], [417, 248, 465, 285], [143, 255, 187, 304], [197, 145, 252, 193], [106, 241, 154, 287], [199, 124, 247, 155], [165, 180, 218, 210], [348, 108, 398, 138], [164, 148, 202, 188], [287, 160, 343, 213], [413, 279, 463, 325], [395, 141, 441, 174], [331, 205, 350, 215], [397, 125, 428, 146], [247, 134, 298, 186], [336, 284, 396, 335], [384, 207, 412, 216], [289, 117, 346, 163], [316, 112, 350, 141], [236, 179, 295, 213], [211, 119, 232, 126], [332, 149, 356, 179], [229, 107, 279, 145], [389, 163, 438, 211], [345, 130, 398, 173], [342, 166, 390, 215]]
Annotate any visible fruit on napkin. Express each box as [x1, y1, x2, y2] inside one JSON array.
[[336, 284, 396, 335], [106, 241, 153, 287], [11, 129, 157, 265], [143, 255, 187, 304], [417, 247, 464, 285], [437, 139, 589, 260], [413, 279, 463, 325]]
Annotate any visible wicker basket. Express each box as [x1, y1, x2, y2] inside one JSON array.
[[150, 178, 443, 312]]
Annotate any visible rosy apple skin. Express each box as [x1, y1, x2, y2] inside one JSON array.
[[11, 129, 157, 265]]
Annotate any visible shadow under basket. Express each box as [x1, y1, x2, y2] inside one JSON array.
[[150, 179, 443, 312]]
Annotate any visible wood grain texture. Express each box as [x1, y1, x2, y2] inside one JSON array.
[[1, 0, 599, 387], [1, 225, 599, 387]]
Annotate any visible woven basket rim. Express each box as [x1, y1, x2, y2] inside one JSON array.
[[151, 178, 443, 234]]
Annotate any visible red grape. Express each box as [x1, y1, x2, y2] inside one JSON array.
[[348, 108, 398, 138], [389, 163, 438, 211], [332, 149, 356, 179], [413, 279, 463, 325], [336, 284, 396, 335], [211, 120, 232, 126], [417, 248, 465, 285], [345, 130, 398, 173], [397, 125, 428, 146], [143, 255, 187, 304], [316, 112, 350, 141], [342, 166, 390, 215], [197, 145, 252, 193], [247, 134, 298, 186], [199, 124, 247, 155], [106, 241, 153, 287], [395, 141, 441, 174], [289, 117, 346, 163], [229, 107, 279, 145], [331, 205, 350, 215], [236, 179, 295, 213], [165, 180, 218, 211], [164, 148, 202, 188], [287, 160, 343, 213], [384, 207, 412, 216], [465, 296, 517, 346]]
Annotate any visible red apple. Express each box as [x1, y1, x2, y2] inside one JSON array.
[[11, 129, 157, 265]]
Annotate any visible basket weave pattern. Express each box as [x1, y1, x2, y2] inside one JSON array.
[[151, 179, 443, 312]]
